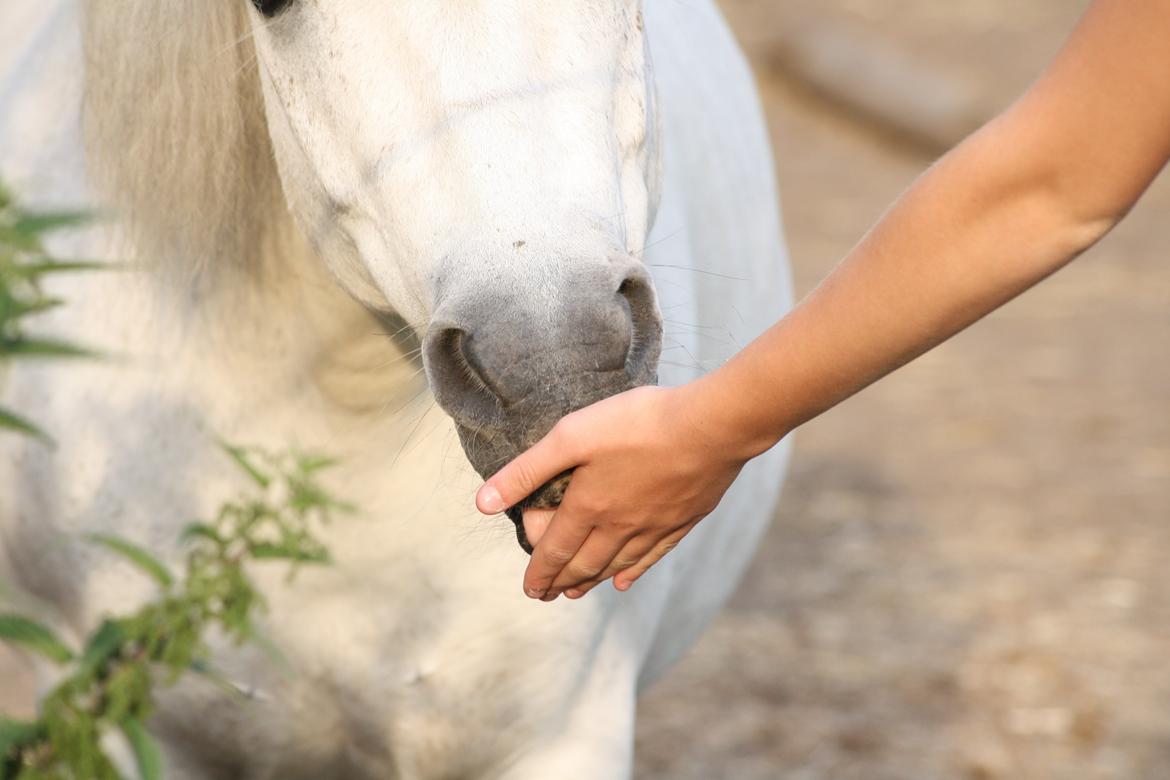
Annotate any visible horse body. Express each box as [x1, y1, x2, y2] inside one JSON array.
[[0, 2, 792, 778]]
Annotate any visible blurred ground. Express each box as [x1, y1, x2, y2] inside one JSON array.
[[5, 2, 1170, 779], [635, 2, 1170, 779]]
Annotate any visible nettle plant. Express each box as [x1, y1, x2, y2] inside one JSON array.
[[0, 182, 97, 440], [0, 184, 347, 779]]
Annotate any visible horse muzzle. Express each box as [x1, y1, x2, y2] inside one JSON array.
[[423, 258, 662, 553]]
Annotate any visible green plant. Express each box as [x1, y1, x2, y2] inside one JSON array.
[[0, 181, 349, 778], [0, 181, 99, 441], [0, 446, 351, 780]]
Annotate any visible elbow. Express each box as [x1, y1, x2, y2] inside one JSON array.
[[1064, 209, 1121, 258], [1031, 141, 1151, 258], [1051, 157, 1135, 255], [965, 110, 1136, 261], [1030, 163, 1130, 261]]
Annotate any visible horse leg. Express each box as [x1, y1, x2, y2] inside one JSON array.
[[495, 647, 638, 780], [497, 700, 636, 780]]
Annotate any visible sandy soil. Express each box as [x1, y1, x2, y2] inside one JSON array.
[[5, 2, 1169, 779]]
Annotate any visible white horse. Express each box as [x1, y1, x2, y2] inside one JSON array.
[[0, 1, 792, 777]]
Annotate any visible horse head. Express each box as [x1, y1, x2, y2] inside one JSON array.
[[242, 1, 665, 544]]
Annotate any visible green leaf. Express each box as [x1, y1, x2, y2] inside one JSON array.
[[179, 523, 224, 546], [289, 482, 355, 515], [0, 614, 74, 663], [295, 453, 340, 474], [121, 717, 163, 780], [189, 660, 253, 699], [12, 260, 115, 277], [79, 619, 126, 676], [0, 227, 40, 252], [1, 337, 96, 359], [0, 407, 50, 442], [249, 542, 331, 564], [87, 535, 173, 588], [11, 211, 93, 237], [5, 297, 64, 319], [222, 444, 271, 488], [0, 716, 44, 761], [289, 482, 331, 512]]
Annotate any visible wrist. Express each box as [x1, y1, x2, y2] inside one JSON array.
[[677, 370, 788, 464]]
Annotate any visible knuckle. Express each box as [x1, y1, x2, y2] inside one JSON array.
[[568, 562, 604, 581], [514, 460, 543, 494], [550, 415, 573, 440], [576, 494, 612, 518], [541, 546, 575, 567], [549, 417, 578, 451], [604, 514, 636, 533], [637, 551, 661, 570], [635, 560, 658, 578]]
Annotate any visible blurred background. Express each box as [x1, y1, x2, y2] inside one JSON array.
[[635, 1, 1170, 778], [4, 2, 1169, 778]]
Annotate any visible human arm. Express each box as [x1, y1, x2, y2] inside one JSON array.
[[477, 0, 1170, 601]]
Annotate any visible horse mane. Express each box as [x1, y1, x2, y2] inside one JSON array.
[[82, 1, 293, 282]]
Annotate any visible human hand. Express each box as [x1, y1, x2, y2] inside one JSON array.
[[475, 382, 755, 601]]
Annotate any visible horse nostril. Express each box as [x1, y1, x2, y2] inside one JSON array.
[[424, 325, 506, 429], [616, 269, 662, 384]]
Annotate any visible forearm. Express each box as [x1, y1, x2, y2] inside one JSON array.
[[690, 0, 1170, 458], [698, 130, 1098, 455]]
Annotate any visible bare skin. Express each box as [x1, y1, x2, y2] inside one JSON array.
[[476, 0, 1170, 601]]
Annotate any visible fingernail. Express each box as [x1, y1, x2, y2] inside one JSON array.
[[479, 485, 505, 513], [525, 585, 546, 599], [565, 589, 583, 599]]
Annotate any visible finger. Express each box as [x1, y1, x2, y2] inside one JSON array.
[[545, 528, 637, 597], [565, 572, 620, 599], [613, 521, 699, 592], [522, 508, 556, 548], [476, 422, 579, 515], [563, 534, 660, 599], [522, 507, 595, 599]]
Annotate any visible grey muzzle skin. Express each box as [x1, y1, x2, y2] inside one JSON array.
[[424, 259, 663, 553]]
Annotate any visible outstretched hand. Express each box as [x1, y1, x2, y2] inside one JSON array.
[[475, 383, 754, 601]]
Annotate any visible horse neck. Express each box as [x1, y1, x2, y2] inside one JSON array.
[[0, 1, 70, 79]]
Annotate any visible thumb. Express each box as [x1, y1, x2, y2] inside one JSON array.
[[475, 425, 578, 514]]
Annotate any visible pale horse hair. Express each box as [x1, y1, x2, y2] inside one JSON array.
[[82, 1, 296, 284]]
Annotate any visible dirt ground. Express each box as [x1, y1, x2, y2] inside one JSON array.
[[635, 2, 1170, 779], [5, 2, 1170, 778]]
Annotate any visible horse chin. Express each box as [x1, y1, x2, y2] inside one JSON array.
[[452, 417, 576, 555], [452, 377, 648, 555], [504, 470, 575, 554]]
